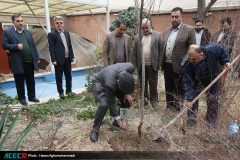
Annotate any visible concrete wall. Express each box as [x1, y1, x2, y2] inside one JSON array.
[[64, 9, 240, 45]]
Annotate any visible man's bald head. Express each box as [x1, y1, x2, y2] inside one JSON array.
[[188, 44, 204, 65], [142, 18, 151, 35]]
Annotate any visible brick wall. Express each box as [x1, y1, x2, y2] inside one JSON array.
[[63, 9, 239, 45]]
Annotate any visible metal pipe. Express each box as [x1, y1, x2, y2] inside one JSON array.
[[24, 0, 47, 33], [44, 0, 54, 73], [89, 10, 106, 33]]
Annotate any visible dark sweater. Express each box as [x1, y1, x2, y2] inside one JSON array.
[[17, 32, 32, 62]]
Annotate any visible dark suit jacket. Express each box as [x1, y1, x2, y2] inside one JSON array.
[[133, 30, 162, 71], [94, 62, 134, 117], [200, 27, 211, 47], [48, 29, 74, 65], [102, 31, 132, 67], [211, 27, 237, 56], [2, 27, 40, 74], [159, 23, 196, 74]]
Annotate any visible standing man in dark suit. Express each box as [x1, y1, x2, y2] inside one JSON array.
[[133, 18, 162, 108], [102, 19, 132, 67], [2, 14, 40, 105], [159, 7, 196, 111], [48, 16, 75, 99]]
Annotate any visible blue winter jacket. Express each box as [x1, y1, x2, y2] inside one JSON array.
[[182, 45, 229, 101]]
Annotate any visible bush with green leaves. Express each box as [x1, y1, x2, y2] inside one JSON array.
[[76, 108, 97, 121], [110, 6, 153, 41], [0, 106, 35, 151], [0, 93, 18, 105]]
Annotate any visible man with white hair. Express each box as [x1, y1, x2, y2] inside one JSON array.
[[133, 18, 162, 108], [48, 16, 76, 99]]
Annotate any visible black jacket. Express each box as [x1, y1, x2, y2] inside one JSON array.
[[2, 27, 40, 74], [48, 29, 74, 65]]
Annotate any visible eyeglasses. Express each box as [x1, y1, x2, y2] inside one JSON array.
[[188, 55, 201, 63], [56, 22, 63, 25]]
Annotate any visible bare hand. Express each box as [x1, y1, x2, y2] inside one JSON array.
[[52, 62, 57, 66], [224, 62, 232, 71], [18, 43, 23, 50], [37, 60, 40, 64], [159, 66, 162, 71], [124, 94, 133, 105], [117, 119, 128, 131], [186, 102, 191, 108], [72, 58, 75, 62]]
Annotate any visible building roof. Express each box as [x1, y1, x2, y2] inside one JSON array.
[[0, 0, 107, 17]]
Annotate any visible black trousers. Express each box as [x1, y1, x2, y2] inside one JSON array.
[[164, 62, 184, 110], [14, 63, 36, 101], [54, 58, 72, 94], [138, 65, 158, 102], [92, 81, 130, 131]]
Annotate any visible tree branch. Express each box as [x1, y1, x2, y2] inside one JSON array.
[[203, 0, 217, 18]]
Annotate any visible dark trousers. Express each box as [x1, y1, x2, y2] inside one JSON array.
[[188, 84, 219, 124], [54, 58, 72, 94], [14, 63, 35, 101], [138, 65, 158, 102], [164, 62, 184, 110], [92, 81, 130, 131]]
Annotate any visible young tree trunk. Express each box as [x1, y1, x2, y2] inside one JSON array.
[[137, 0, 144, 138], [193, 0, 217, 22]]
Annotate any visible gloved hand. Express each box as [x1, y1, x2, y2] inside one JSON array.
[[117, 119, 128, 131]]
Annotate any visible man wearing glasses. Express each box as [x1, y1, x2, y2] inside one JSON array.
[[182, 44, 231, 129], [48, 16, 75, 99], [2, 14, 40, 105]]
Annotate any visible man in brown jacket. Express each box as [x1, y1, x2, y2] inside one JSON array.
[[211, 17, 237, 94], [102, 19, 132, 67], [133, 18, 162, 108], [159, 7, 196, 111], [212, 17, 237, 57]]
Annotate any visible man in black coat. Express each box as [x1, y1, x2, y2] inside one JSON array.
[[2, 14, 40, 105], [90, 63, 135, 142], [48, 16, 75, 99]]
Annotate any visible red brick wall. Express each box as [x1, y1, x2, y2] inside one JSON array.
[[62, 9, 239, 45]]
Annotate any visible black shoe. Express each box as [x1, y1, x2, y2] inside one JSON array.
[[59, 93, 65, 99], [29, 97, 40, 103], [66, 92, 76, 96], [20, 100, 28, 105], [90, 130, 98, 142], [112, 120, 120, 129]]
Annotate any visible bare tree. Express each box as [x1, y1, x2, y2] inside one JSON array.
[[193, 0, 217, 21]]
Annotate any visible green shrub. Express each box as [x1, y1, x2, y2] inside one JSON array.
[[76, 108, 96, 121]]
